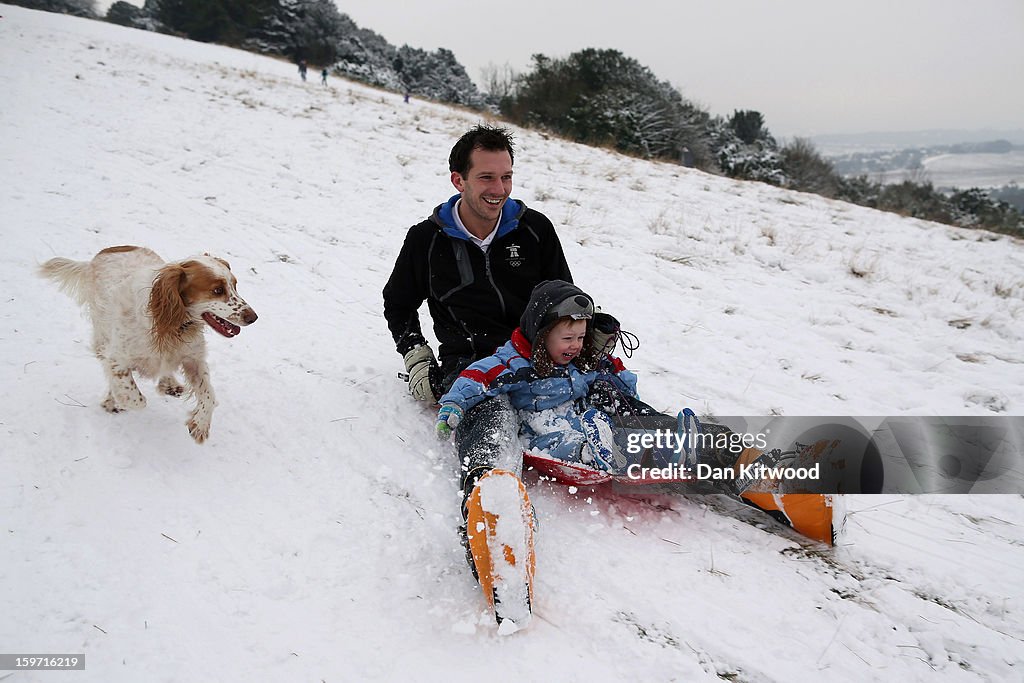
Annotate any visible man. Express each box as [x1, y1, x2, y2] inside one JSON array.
[[383, 124, 572, 500], [383, 125, 572, 398]]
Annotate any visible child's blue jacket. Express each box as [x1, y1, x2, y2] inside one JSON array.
[[439, 328, 638, 417]]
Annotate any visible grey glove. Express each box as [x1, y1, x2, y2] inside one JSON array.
[[591, 312, 620, 356], [403, 344, 437, 402]]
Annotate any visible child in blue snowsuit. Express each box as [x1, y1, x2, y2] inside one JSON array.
[[436, 280, 638, 470]]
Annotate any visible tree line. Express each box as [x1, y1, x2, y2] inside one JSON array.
[[492, 49, 1022, 237]]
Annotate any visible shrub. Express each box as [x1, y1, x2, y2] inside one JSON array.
[[780, 138, 840, 198], [502, 49, 714, 167]]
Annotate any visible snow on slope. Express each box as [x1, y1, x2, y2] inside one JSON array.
[[2, 5, 1023, 681]]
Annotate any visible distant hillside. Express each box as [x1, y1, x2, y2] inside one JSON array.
[[812, 129, 1024, 155], [827, 141, 1019, 176], [824, 140, 1024, 208]]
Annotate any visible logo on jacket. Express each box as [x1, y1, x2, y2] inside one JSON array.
[[506, 243, 523, 268]]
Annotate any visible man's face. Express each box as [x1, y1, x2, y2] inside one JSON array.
[[451, 148, 513, 231]]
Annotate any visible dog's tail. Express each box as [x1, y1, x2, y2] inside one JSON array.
[[39, 257, 93, 308]]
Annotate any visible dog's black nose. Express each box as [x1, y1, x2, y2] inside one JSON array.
[[242, 309, 258, 325]]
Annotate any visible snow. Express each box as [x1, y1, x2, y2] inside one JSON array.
[[2, 5, 1023, 681]]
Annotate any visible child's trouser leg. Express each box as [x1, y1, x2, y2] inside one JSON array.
[[455, 395, 530, 581], [579, 408, 618, 470], [455, 395, 521, 509]]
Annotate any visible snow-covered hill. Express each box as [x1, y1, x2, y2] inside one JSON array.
[[2, 5, 1022, 681]]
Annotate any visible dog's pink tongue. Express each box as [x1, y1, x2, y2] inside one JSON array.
[[202, 312, 241, 337]]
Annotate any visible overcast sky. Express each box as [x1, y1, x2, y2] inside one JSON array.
[[99, 0, 1023, 138]]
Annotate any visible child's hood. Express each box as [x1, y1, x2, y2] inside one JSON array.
[[519, 280, 594, 343]]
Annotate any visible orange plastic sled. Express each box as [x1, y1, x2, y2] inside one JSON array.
[[464, 469, 536, 630], [740, 492, 836, 546]]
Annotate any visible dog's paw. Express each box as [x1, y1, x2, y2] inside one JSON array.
[[122, 393, 147, 410], [187, 411, 211, 444], [101, 396, 124, 413], [158, 377, 186, 397], [187, 420, 210, 444]]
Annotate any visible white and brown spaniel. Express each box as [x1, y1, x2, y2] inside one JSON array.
[[40, 245, 257, 443]]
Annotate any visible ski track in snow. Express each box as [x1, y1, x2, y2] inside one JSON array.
[[2, 6, 1023, 682]]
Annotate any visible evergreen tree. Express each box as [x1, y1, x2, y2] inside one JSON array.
[[949, 188, 1023, 234], [106, 1, 141, 26], [728, 110, 767, 145], [8, 0, 96, 17], [395, 46, 486, 107], [707, 114, 785, 184], [504, 49, 712, 166], [246, 0, 350, 65], [153, 0, 274, 45]]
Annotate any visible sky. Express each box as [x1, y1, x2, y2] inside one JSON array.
[[96, 0, 1024, 138]]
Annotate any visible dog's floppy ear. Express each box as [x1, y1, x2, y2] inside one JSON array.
[[150, 264, 189, 353]]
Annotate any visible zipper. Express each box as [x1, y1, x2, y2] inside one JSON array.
[[484, 247, 507, 317], [451, 308, 478, 357]]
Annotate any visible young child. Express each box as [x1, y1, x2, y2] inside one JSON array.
[[436, 280, 638, 471], [439, 282, 842, 551]]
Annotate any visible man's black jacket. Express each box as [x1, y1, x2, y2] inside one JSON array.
[[383, 195, 572, 367]]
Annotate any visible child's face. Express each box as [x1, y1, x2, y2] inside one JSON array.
[[545, 319, 587, 366]]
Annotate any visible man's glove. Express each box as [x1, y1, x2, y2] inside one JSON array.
[[436, 403, 464, 440], [403, 344, 438, 402]]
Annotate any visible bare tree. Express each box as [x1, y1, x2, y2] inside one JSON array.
[[479, 62, 518, 103]]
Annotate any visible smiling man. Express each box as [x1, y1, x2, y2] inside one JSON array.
[[383, 125, 572, 400], [450, 146, 513, 238]]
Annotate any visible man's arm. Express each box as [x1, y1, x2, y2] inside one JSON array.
[[382, 228, 430, 354], [383, 225, 441, 402]]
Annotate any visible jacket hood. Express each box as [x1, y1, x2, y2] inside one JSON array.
[[431, 194, 526, 241], [519, 279, 594, 343]]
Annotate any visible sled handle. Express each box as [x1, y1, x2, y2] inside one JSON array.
[[676, 408, 703, 469]]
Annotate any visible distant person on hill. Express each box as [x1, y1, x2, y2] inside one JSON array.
[[298, 59, 307, 82], [321, 68, 328, 86]]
